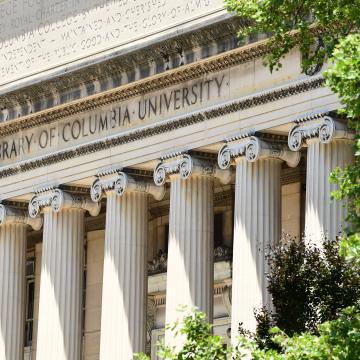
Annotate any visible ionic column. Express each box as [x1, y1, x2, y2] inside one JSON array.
[[0, 205, 42, 360], [218, 133, 300, 341], [29, 188, 100, 360], [154, 153, 231, 346], [288, 115, 354, 244], [91, 170, 164, 360]]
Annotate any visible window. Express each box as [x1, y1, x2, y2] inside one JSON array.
[[214, 213, 224, 247], [25, 259, 35, 347]]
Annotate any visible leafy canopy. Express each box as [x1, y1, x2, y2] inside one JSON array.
[[225, 0, 360, 73], [240, 237, 360, 351], [241, 307, 360, 360], [225, 1, 360, 358], [326, 34, 360, 264]]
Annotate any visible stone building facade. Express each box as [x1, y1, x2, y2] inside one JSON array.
[[0, 1, 354, 359]]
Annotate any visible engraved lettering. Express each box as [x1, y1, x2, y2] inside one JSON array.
[[39, 130, 48, 149], [0, 73, 228, 164]]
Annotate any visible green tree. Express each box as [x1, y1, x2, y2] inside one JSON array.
[[225, 0, 360, 358], [241, 237, 360, 350], [225, 0, 360, 73], [326, 34, 360, 264], [225, 0, 360, 264], [237, 307, 360, 360]]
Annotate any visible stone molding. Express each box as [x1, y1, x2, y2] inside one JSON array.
[[0, 17, 250, 115], [288, 114, 354, 151], [91, 170, 165, 202], [0, 204, 42, 230], [0, 33, 268, 136], [0, 44, 323, 139], [153, 152, 232, 186], [150, 281, 232, 307], [218, 133, 300, 169], [0, 76, 324, 180], [28, 188, 100, 218]]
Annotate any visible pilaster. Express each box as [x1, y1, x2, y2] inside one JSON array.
[[218, 133, 300, 342], [288, 115, 354, 244], [0, 205, 42, 360], [30, 188, 100, 360], [91, 170, 164, 360]]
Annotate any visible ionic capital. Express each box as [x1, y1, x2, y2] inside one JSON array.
[[218, 133, 300, 169], [29, 188, 100, 218], [91, 170, 165, 202], [288, 115, 354, 151], [153, 153, 232, 186], [0, 204, 42, 230]]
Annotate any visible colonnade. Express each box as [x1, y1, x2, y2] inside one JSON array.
[[0, 116, 354, 359]]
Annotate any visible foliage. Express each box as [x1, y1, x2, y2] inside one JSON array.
[[324, 34, 360, 122], [225, 0, 360, 73], [238, 237, 360, 349], [326, 34, 360, 265], [136, 307, 360, 360], [226, 1, 360, 358], [235, 306, 360, 360], [135, 308, 227, 360]]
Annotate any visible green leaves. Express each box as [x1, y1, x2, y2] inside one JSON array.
[[146, 308, 228, 360], [325, 34, 360, 120], [238, 307, 360, 360], [225, 0, 360, 73], [241, 237, 360, 351]]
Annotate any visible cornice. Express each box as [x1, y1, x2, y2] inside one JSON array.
[[0, 37, 271, 138], [0, 16, 250, 110], [0, 75, 325, 179]]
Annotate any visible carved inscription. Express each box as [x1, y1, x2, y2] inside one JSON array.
[[0, 0, 224, 86], [0, 73, 228, 164]]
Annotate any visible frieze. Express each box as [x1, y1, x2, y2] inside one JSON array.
[[0, 37, 271, 138], [0, 75, 324, 179], [0, 73, 228, 165], [0, 17, 252, 117]]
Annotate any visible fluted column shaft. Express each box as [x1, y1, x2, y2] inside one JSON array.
[[0, 224, 27, 360], [0, 204, 41, 360], [91, 170, 163, 359], [305, 139, 353, 243], [166, 174, 214, 341], [36, 208, 84, 360], [99, 191, 148, 360], [217, 134, 299, 344], [231, 158, 281, 339], [287, 116, 354, 245]]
